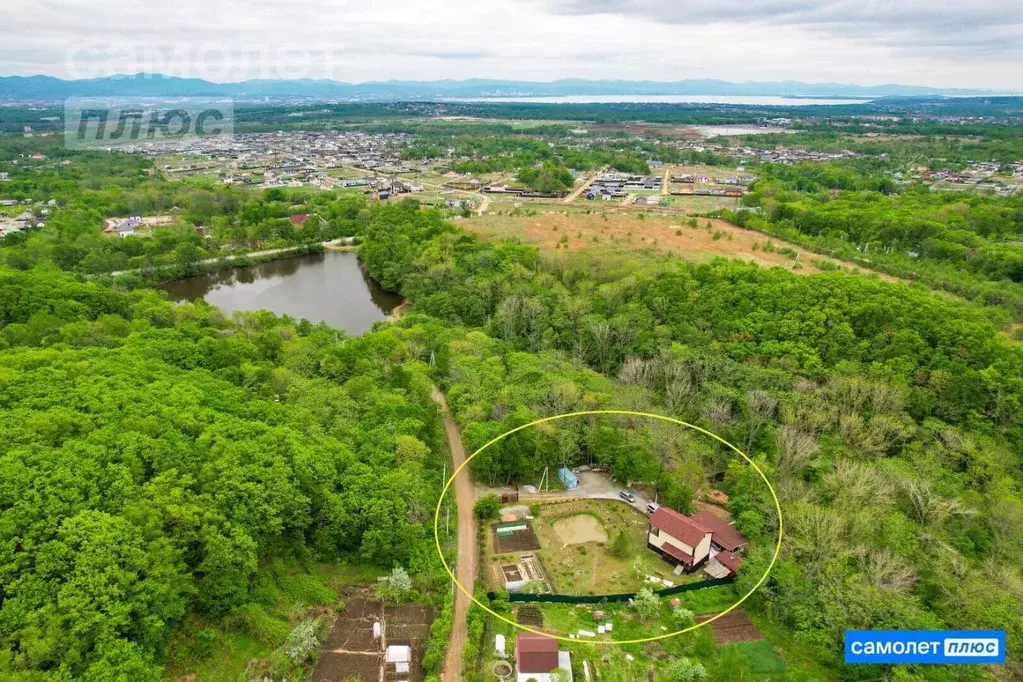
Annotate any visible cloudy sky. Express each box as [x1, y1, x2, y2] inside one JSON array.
[[3, 0, 1022, 88]]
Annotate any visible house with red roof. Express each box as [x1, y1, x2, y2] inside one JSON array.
[[515, 634, 573, 682], [647, 507, 713, 571], [690, 509, 747, 553]]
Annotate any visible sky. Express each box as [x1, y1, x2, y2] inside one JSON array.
[[2, 0, 1022, 89]]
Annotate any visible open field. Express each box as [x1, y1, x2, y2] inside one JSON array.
[[531, 500, 684, 595], [466, 209, 853, 275]]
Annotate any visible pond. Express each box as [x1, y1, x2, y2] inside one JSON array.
[[158, 250, 403, 335]]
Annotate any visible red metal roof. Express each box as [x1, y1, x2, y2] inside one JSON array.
[[660, 540, 696, 566], [516, 634, 559, 674], [649, 507, 711, 548], [691, 510, 746, 552], [715, 550, 744, 574]]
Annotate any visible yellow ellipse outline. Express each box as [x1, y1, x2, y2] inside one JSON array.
[[432, 409, 783, 646]]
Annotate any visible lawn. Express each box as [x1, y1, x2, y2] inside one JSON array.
[[481, 598, 732, 680], [532, 499, 685, 595], [727, 640, 785, 675], [477, 594, 824, 682], [163, 561, 373, 682]]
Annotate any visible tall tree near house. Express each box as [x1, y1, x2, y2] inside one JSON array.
[[743, 389, 777, 453]]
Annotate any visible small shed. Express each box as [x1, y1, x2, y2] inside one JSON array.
[[386, 644, 411, 675], [557, 467, 578, 490], [496, 522, 527, 537]]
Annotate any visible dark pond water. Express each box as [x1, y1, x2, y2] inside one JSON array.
[[158, 251, 403, 335]]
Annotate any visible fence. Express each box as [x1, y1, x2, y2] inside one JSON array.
[[488, 576, 734, 605]]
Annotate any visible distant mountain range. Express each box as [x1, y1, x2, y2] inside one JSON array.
[[0, 74, 1008, 101]]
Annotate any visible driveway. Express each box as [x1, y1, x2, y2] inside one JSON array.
[[480, 470, 656, 515]]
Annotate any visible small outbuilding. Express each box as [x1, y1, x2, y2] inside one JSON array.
[[557, 467, 578, 490]]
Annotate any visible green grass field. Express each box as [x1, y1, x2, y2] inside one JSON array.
[[532, 499, 683, 595]]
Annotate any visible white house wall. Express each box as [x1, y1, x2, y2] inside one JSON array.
[[647, 530, 711, 565]]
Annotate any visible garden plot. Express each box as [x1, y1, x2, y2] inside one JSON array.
[[492, 520, 541, 553], [499, 552, 552, 593], [311, 598, 434, 682], [696, 610, 764, 644], [533, 500, 674, 596]]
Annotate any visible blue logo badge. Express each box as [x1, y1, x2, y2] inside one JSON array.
[[845, 630, 1005, 664]]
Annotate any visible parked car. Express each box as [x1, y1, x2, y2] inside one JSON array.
[[619, 490, 636, 503], [646, 502, 660, 515]]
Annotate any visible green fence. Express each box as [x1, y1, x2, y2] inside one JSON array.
[[488, 576, 735, 604]]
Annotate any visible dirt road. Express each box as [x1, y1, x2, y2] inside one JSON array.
[[563, 166, 606, 204], [431, 387, 477, 682]]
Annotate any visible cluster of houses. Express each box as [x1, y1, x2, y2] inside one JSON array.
[[670, 172, 753, 197], [668, 138, 868, 166], [919, 161, 999, 185], [585, 171, 662, 200], [119, 130, 418, 190], [102, 214, 176, 238], [483, 184, 567, 199], [0, 199, 53, 237], [647, 505, 746, 579], [908, 162, 1020, 196]]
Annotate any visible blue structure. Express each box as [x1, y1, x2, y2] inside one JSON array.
[[557, 467, 578, 490]]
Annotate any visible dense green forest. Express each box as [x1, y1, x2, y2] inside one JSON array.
[[725, 162, 1023, 322], [359, 201, 1023, 679], [3, 119, 1023, 680], [0, 267, 453, 679]]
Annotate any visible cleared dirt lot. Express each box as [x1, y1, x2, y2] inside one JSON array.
[[466, 210, 843, 274]]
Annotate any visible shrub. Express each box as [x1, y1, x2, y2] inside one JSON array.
[[672, 606, 695, 627], [663, 657, 707, 682], [632, 588, 660, 618], [378, 565, 414, 603], [473, 494, 501, 519], [190, 628, 218, 660], [276, 618, 322, 665], [609, 529, 630, 558]]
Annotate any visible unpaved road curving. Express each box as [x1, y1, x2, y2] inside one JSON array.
[[563, 166, 607, 204], [431, 387, 477, 682]]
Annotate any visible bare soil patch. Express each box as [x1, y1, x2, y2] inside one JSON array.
[[321, 598, 381, 652], [492, 521, 542, 553], [553, 514, 608, 546], [313, 599, 435, 682], [384, 604, 434, 641], [311, 652, 382, 682], [696, 610, 764, 644]]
